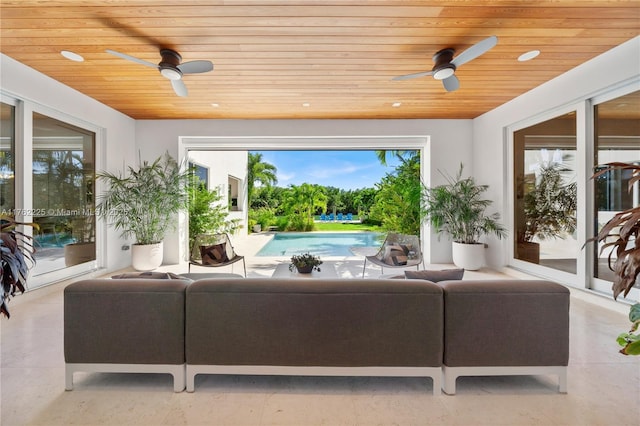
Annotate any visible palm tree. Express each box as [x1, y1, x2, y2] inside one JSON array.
[[247, 152, 277, 206], [284, 183, 328, 230], [375, 150, 417, 166]]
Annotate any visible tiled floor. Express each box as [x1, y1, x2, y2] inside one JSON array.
[[1, 233, 639, 425]]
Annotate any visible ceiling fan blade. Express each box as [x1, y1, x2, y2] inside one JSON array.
[[442, 75, 460, 92], [451, 35, 498, 68], [171, 79, 188, 97], [392, 70, 434, 81], [105, 49, 158, 69], [178, 60, 214, 74]]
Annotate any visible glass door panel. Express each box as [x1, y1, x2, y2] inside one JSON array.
[[513, 112, 578, 274], [31, 112, 95, 276], [593, 91, 640, 286], [0, 103, 15, 214]]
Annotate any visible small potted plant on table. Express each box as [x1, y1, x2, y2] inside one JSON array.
[[289, 252, 322, 274]]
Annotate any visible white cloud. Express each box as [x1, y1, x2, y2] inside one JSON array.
[[277, 171, 295, 183]]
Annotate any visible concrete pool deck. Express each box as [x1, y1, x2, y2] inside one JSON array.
[[150, 232, 530, 281]]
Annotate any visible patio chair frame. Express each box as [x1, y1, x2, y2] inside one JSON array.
[[189, 233, 246, 277], [362, 232, 424, 277]]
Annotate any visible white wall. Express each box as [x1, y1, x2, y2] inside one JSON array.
[[136, 118, 473, 264], [0, 53, 137, 273], [188, 149, 248, 228], [473, 36, 640, 270]]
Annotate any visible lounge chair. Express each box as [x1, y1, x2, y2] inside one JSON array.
[[188, 233, 246, 276], [362, 232, 423, 277]]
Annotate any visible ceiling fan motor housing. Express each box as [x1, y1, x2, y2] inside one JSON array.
[[159, 49, 183, 80], [431, 48, 456, 80]]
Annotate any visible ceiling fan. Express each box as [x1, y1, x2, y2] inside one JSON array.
[[105, 48, 214, 97], [392, 35, 498, 92]]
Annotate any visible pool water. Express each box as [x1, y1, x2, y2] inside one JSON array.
[[256, 232, 383, 257]]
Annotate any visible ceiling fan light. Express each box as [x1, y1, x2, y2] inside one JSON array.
[[160, 67, 182, 80], [433, 67, 455, 80]]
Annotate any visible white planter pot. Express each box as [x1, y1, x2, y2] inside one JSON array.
[[131, 241, 163, 271], [451, 242, 485, 271]]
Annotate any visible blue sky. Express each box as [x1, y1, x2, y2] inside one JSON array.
[[253, 150, 404, 191]]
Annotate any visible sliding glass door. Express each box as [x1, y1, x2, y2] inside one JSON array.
[[511, 87, 639, 298], [592, 90, 640, 294], [513, 112, 578, 275], [31, 112, 96, 277]]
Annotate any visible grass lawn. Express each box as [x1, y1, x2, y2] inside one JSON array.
[[313, 222, 382, 232]]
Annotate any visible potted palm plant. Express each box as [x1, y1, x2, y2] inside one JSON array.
[[516, 163, 578, 263], [97, 152, 190, 271], [421, 164, 506, 270], [1, 217, 36, 318]]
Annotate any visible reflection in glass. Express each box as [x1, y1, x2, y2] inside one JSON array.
[[32, 113, 95, 276], [0, 103, 15, 213], [594, 90, 640, 283], [514, 112, 578, 273]]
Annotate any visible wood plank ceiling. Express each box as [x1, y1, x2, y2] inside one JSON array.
[[1, 1, 638, 120]]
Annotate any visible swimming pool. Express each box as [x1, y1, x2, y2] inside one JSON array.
[[256, 232, 384, 257]]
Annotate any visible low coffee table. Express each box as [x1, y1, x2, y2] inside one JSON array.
[[271, 262, 338, 278]]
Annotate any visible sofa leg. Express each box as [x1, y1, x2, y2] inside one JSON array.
[[431, 374, 442, 396], [65, 366, 74, 391], [558, 368, 568, 393], [442, 367, 457, 395], [186, 366, 196, 392], [171, 365, 186, 392]]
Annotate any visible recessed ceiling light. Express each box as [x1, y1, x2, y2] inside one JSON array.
[[518, 50, 540, 62], [392, 102, 402, 108], [302, 102, 310, 107], [61, 50, 84, 62]]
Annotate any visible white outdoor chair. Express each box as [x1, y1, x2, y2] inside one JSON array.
[[362, 232, 423, 277]]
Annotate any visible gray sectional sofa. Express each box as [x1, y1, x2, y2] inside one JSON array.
[[64, 275, 569, 395]]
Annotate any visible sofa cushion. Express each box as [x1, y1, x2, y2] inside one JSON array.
[[383, 244, 411, 266], [405, 269, 464, 282], [200, 243, 229, 265]]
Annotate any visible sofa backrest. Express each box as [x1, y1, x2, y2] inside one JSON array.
[[440, 279, 570, 367], [64, 278, 191, 365], [186, 278, 444, 367]]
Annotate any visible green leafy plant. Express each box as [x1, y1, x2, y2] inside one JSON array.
[[1, 217, 37, 318], [519, 163, 577, 243], [187, 178, 239, 246], [617, 303, 640, 355], [369, 154, 421, 235], [421, 164, 506, 244], [289, 252, 322, 273], [97, 152, 190, 245], [249, 207, 276, 232]]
